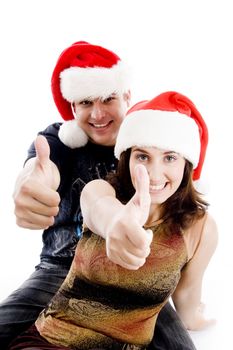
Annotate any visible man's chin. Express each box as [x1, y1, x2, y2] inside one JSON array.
[[89, 136, 115, 147]]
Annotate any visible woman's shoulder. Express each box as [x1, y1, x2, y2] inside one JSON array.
[[183, 212, 218, 260], [203, 212, 218, 231], [199, 212, 218, 253]]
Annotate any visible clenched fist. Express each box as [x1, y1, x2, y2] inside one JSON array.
[[13, 135, 61, 229]]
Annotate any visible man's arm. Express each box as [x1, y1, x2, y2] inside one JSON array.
[[13, 135, 61, 230], [172, 213, 218, 330], [80, 164, 153, 270]]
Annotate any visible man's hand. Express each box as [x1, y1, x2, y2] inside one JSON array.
[[105, 164, 153, 270], [13, 135, 61, 230]]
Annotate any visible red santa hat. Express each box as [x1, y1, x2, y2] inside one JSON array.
[[51, 41, 130, 148], [114, 91, 208, 182]]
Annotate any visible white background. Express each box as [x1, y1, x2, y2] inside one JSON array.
[[0, 1, 232, 348]]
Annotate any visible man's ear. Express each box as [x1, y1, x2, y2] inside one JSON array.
[[124, 90, 131, 107], [71, 102, 77, 118]]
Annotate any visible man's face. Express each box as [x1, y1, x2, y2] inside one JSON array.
[[74, 92, 131, 146]]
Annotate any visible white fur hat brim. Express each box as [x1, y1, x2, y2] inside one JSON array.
[[60, 61, 130, 103], [114, 110, 200, 168]]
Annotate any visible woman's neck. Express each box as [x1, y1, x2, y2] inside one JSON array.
[[145, 204, 162, 227]]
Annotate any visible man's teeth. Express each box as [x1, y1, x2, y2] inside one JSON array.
[[150, 184, 165, 190], [93, 123, 108, 128]]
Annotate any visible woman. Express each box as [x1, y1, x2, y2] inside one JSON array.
[[9, 91, 218, 350]]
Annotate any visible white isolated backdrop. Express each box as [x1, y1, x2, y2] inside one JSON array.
[[0, 1, 232, 348]]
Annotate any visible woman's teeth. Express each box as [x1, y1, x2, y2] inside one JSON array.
[[150, 184, 165, 191]]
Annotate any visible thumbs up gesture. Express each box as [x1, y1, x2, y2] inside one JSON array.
[[13, 135, 61, 229], [105, 164, 153, 270]]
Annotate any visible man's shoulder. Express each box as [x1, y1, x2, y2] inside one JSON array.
[[26, 123, 72, 167], [38, 122, 62, 139], [38, 122, 73, 153]]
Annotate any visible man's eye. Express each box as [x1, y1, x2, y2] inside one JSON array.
[[103, 96, 114, 103], [80, 100, 92, 106]]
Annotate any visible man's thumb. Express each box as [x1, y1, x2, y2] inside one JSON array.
[[34, 135, 50, 168]]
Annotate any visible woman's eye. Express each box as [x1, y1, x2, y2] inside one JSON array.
[[165, 155, 177, 162], [136, 154, 148, 161]]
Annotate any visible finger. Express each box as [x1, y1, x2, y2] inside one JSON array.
[[34, 135, 50, 168], [108, 250, 147, 270], [113, 238, 151, 259], [119, 248, 149, 265], [19, 179, 60, 207], [133, 164, 150, 207], [15, 201, 59, 219], [16, 217, 53, 230], [126, 225, 153, 250], [131, 165, 151, 226], [108, 237, 151, 266], [15, 210, 56, 229], [14, 187, 60, 219], [145, 228, 153, 244], [32, 184, 60, 207], [15, 201, 58, 224]]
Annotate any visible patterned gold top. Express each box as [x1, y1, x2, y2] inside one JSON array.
[[36, 224, 188, 349]]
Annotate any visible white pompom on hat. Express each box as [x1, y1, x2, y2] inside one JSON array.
[[51, 41, 131, 148], [115, 91, 208, 182]]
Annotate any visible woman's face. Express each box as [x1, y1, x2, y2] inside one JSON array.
[[129, 146, 186, 209]]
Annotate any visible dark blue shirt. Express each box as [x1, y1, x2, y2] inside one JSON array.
[[27, 123, 117, 268]]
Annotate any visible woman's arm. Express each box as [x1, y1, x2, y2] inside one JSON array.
[[172, 213, 218, 330], [80, 179, 121, 238], [80, 165, 153, 270]]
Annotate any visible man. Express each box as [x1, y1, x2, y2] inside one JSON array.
[[0, 41, 196, 350]]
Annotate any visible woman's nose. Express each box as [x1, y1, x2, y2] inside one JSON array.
[[148, 164, 164, 182]]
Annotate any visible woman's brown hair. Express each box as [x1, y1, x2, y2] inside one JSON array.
[[107, 149, 209, 231]]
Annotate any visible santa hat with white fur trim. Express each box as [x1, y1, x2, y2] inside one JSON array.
[[51, 41, 131, 148], [114, 91, 208, 182]]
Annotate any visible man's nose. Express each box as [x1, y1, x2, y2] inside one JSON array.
[[91, 103, 105, 121]]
